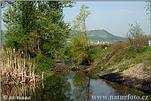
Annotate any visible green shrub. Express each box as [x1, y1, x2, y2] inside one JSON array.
[[92, 46, 111, 65], [66, 34, 96, 65], [117, 64, 129, 72], [133, 46, 151, 67], [35, 54, 54, 72]]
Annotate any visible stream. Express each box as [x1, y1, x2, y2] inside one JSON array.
[[30, 71, 151, 101]]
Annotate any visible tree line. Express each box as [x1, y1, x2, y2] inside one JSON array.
[[3, 1, 72, 72]]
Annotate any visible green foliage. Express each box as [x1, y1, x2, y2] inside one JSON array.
[[64, 4, 94, 65], [117, 64, 129, 72], [35, 54, 54, 72], [68, 34, 95, 65], [72, 4, 90, 33], [3, 1, 71, 71], [122, 48, 137, 59], [133, 46, 151, 67], [92, 46, 111, 65], [90, 33, 151, 77]]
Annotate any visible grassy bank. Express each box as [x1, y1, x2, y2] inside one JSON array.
[[90, 42, 151, 78]]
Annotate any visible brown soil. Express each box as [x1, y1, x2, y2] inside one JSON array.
[[100, 63, 151, 94]]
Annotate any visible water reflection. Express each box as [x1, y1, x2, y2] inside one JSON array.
[[2, 71, 151, 101], [69, 72, 91, 101], [2, 83, 39, 101], [32, 73, 72, 101]]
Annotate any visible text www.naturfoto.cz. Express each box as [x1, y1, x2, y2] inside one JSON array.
[[91, 94, 148, 101]]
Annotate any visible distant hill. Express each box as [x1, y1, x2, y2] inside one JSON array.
[[70, 29, 126, 42], [87, 29, 126, 42]]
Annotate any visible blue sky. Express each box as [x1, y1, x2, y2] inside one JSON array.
[[63, 1, 150, 37]]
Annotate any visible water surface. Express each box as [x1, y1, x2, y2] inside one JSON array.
[[32, 72, 151, 101], [2, 71, 151, 101]]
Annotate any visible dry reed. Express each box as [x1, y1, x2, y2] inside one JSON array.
[[1, 48, 40, 85]]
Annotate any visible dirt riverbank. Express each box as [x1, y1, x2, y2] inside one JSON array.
[[100, 63, 151, 94]]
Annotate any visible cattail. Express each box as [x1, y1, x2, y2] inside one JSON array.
[[1, 47, 40, 98]]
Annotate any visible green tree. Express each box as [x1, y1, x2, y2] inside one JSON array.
[[67, 5, 95, 65], [72, 4, 90, 34], [3, 2, 36, 51], [70, 34, 91, 65], [3, 1, 71, 71], [36, 1, 70, 58]]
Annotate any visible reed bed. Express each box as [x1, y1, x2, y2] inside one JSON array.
[[2, 82, 40, 98], [1, 48, 40, 85]]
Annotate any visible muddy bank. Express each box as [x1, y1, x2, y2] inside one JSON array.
[[99, 63, 151, 94]]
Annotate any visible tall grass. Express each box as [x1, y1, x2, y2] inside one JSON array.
[[1, 48, 40, 85]]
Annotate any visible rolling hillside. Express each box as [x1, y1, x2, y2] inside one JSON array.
[[87, 29, 126, 42], [70, 29, 126, 42]]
